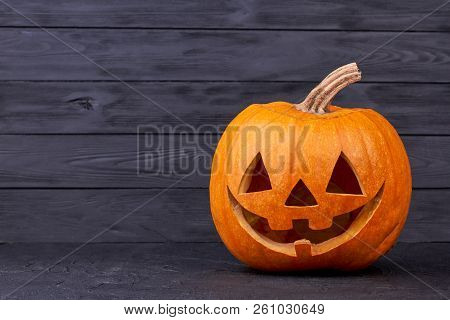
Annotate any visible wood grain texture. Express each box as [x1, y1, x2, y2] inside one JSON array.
[[0, 82, 449, 134], [0, 243, 448, 299], [0, 135, 447, 188], [0, 0, 449, 31], [0, 189, 447, 243], [0, 29, 449, 81]]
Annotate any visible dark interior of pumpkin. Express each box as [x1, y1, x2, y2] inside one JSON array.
[[242, 206, 361, 244]]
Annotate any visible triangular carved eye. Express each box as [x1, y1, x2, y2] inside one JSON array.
[[285, 179, 317, 207], [326, 152, 363, 195], [239, 153, 272, 193]]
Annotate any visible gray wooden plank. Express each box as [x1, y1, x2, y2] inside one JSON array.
[[0, 189, 218, 243], [0, 0, 448, 31], [0, 189, 447, 243], [0, 135, 448, 188], [0, 243, 448, 299], [0, 29, 449, 81], [0, 82, 449, 135]]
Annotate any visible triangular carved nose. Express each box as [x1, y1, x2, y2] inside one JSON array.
[[285, 179, 317, 207]]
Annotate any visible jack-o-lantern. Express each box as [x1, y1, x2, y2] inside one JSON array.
[[210, 63, 411, 271]]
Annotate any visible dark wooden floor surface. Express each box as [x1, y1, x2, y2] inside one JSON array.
[[0, 243, 448, 299], [0, 1, 449, 299]]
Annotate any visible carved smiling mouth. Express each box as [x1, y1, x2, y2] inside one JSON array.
[[227, 183, 384, 257]]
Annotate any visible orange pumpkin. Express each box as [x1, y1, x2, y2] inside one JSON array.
[[209, 63, 412, 271]]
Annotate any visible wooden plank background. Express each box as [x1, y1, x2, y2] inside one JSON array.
[[0, 189, 448, 243], [0, 82, 449, 134], [0, 0, 449, 31], [0, 0, 448, 245], [0, 29, 449, 82], [0, 135, 449, 189]]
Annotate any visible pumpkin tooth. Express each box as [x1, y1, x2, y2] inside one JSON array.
[[308, 218, 333, 230], [294, 240, 312, 258], [267, 218, 293, 231]]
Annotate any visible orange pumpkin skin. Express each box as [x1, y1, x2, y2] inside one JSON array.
[[209, 65, 412, 271]]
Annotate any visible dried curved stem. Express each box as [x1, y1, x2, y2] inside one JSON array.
[[294, 63, 361, 114]]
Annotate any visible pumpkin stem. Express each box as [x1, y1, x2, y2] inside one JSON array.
[[294, 63, 361, 114]]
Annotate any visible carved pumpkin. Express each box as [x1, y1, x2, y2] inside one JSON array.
[[210, 63, 412, 271]]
